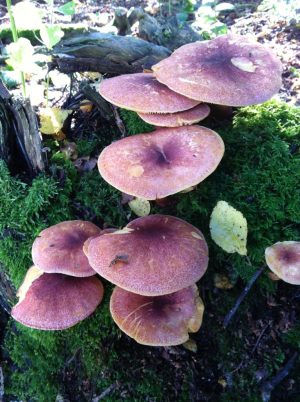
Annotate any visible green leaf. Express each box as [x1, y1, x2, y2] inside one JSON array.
[[210, 201, 248, 255], [40, 24, 64, 50], [12, 1, 43, 30], [215, 2, 235, 12], [57, 1, 76, 16], [6, 38, 39, 74]]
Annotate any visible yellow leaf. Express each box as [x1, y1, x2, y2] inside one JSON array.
[[210, 201, 247, 255], [39, 107, 72, 135], [128, 198, 151, 217]]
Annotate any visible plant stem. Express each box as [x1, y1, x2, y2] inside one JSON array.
[[6, 0, 26, 97]]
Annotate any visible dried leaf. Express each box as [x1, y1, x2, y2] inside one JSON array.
[[39, 107, 72, 135], [210, 201, 247, 255], [214, 273, 234, 289], [128, 198, 151, 217]]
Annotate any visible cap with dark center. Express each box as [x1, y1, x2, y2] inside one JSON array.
[[86, 214, 209, 296], [98, 125, 224, 200], [99, 73, 200, 113], [32, 220, 101, 277], [265, 241, 300, 285], [110, 284, 204, 346], [152, 34, 282, 106], [11, 268, 104, 330], [137, 103, 210, 127]]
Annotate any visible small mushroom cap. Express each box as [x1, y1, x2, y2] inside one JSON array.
[[137, 103, 210, 127], [99, 73, 200, 113], [110, 284, 204, 346], [152, 34, 282, 106], [86, 214, 209, 296], [32, 220, 101, 277], [11, 269, 104, 330], [98, 125, 224, 200], [265, 241, 300, 285]]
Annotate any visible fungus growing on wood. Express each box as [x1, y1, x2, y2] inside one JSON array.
[[265, 241, 300, 285], [98, 125, 224, 200], [85, 214, 209, 296], [110, 284, 204, 346], [152, 34, 282, 106], [32, 220, 101, 277], [99, 72, 200, 113], [137, 103, 210, 127], [11, 266, 104, 330]]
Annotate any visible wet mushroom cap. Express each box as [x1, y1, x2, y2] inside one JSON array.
[[110, 284, 204, 346], [32, 220, 101, 277], [11, 271, 104, 330], [98, 125, 224, 200], [152, 34, 282, 106], [98, 73, 200, 113], [137, 103, 210, 127], [86, 214, 209, 296], [265, 241, 300, 285]]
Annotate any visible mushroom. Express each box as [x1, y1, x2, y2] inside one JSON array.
[[99, 72, 200, 113], [265, 241, 300, 285], [11, 266, 104, 330], [110, 284, 204, 346], [137, 103, 210, 127], [32, 220, 101, 277], [85, 214, 209, 296], [98, 125, 224, 200], [152, 34, 282, 106]]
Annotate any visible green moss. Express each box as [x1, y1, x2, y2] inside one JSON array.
[[2, 100, 300, 401], [120, 109, 154, 135]]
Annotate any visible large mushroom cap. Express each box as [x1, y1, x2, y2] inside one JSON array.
[[265, 241, 300, 285], [137, 103, 210, 127], [99, 73, 200, 113], [152, 34, 282, 106], [32, 220, 101, 277], [86, 214, 209, 296], [98, 125, 224, 200], [110, 284, 204, 346], [11, 268, 104, 330]]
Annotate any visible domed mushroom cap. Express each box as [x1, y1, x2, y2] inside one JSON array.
[[110, 284, 204, 346], [98, 125, 224, 200], [11, 269, 104, 330], [137, 103, 210, 127], [99, 73, 200, 113], [86, 214, 209, 296], [265, 241, 300, 285], [152, 34, 282, 106], [32, 220, 101, 277]]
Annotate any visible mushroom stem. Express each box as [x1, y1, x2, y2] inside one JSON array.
[[223, 265, 266, 328]]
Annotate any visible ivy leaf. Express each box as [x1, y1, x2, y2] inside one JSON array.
[[128, 198, 151, 217], [40, 25, 64, 50], [39, 107, 72, 135], [57, 1, 76, 16], [210, 201, 248, 255]]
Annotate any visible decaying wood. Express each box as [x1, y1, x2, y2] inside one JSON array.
[[52, 32, 171, 75], [113, 7, 132, 36], [0, 264, 15, 313], [80, 82, 112, 121], [0, 80, 45, 175]]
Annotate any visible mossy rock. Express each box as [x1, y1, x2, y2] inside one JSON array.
[[1, 100, 300, 401]]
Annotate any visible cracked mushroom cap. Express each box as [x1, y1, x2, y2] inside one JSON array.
[[11, 266, 104, 330], [265, 241, 300, 285], [137, 103, 210, 127], [32, 220, 101, 277], [85, 214, 209, 296], [98, 73, 200, 113], [110, 284, 204, 346], [98, 125, 224, 200], [152, 34, 282, 106]]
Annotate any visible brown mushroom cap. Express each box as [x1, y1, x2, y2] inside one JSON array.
[[98, 125, 224, 200], [110, 284, 204, 346], [152, 34, 282, 106], [11, 270, 104, 330], [265, 241, 300, 285], [137, 103, 210, 127], [32, 220, 101, 277], [99, 73, 200, 113], [86, 214, 209, 296]]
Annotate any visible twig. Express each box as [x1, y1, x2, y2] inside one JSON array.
[[251, 322, 270, 355], [223, 266, 266, 328], [260, 352, 298, 402], [92, 383, 117, 402], [112, 106, 127, 137]]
